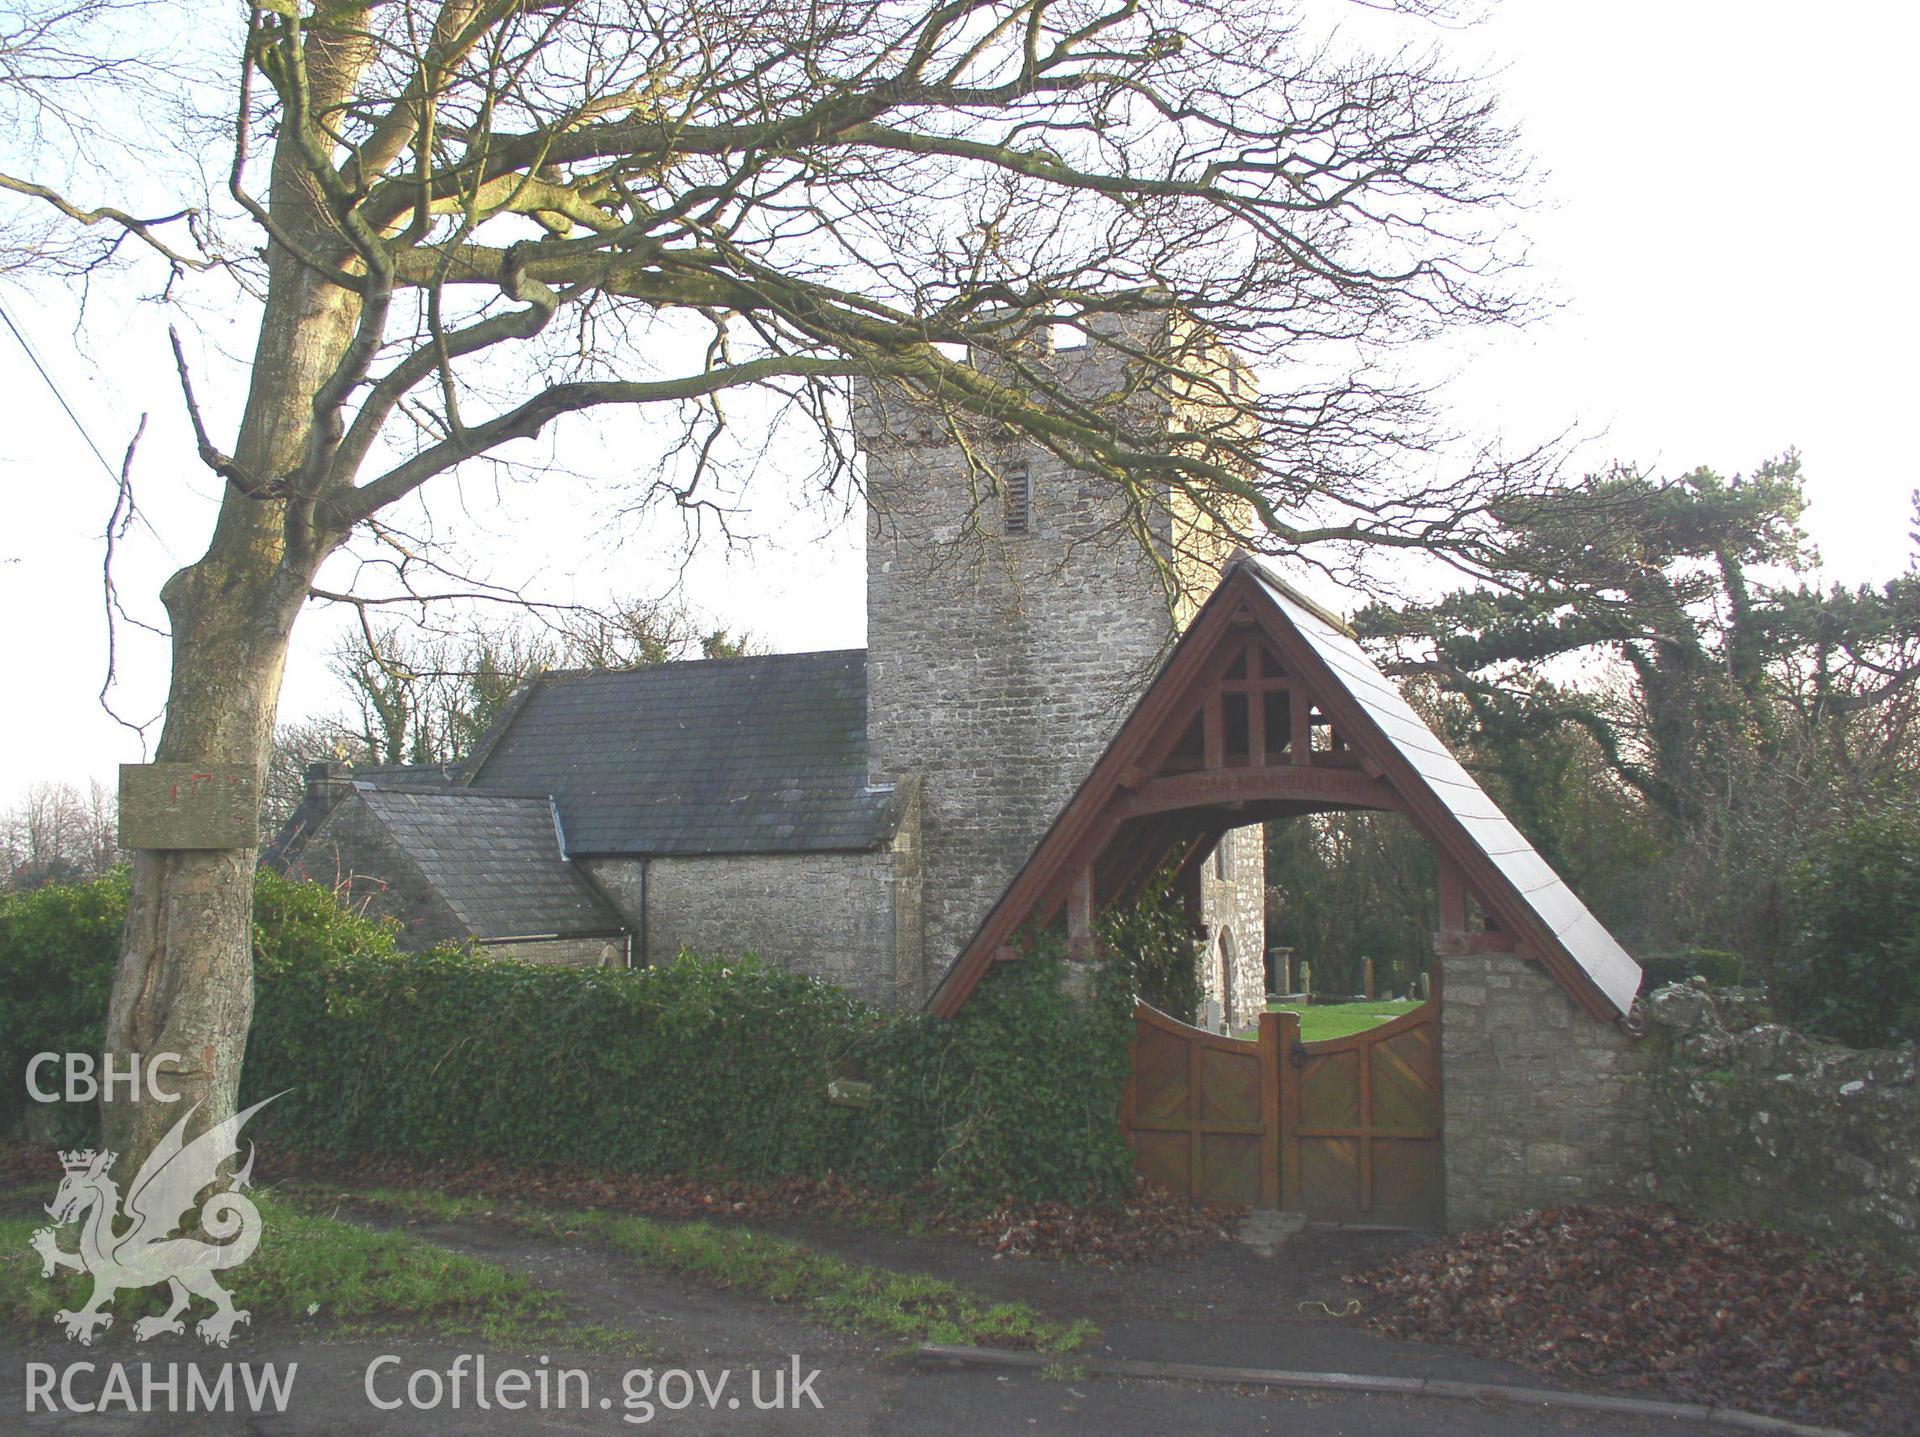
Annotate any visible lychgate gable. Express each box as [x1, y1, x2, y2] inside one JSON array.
[[925, 555, 1642, 1021]]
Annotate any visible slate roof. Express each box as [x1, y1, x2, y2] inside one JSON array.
[[354, 786, 626, 939], [462, 649, 901, 856]]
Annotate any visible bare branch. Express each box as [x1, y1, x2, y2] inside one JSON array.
[[98, 413, 162, 750], [169, 326, 266, 493], [0, 170, 207, 268], [333, 355, 863, 531]]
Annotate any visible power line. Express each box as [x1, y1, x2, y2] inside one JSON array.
[[0, 295, 175, 749], [0, 299, 125, 483], [0, 296, 171, 554]]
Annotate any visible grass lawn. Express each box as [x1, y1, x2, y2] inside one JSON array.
[[331, 1187, 1094, 1355], [1265, 998, 1422, 1042], [0, 1189, 621, 1348]]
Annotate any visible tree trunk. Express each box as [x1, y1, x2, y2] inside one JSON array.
[[100, 40, 368, 1163], [101, 526, 323, 1161]]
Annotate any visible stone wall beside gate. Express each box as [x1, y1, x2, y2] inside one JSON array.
[[1440, 952, 1654, 1227]]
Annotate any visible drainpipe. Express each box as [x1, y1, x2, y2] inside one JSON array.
[[636, 859, 649, 969]]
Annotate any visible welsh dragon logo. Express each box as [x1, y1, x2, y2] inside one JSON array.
[[28, 1094, 281, 1347]]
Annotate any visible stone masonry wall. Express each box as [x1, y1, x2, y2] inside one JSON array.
[[860, 420, 1172, 972], [583, 790, 923, 1009], [1643, 984, 1920, 1264], [858, 317, 1261, 979], [1439, 967, 1920, 1258], [579, 858, 647, 932], [1440, 951, 1655, 1229], [483, 936, 626, 969], [1199, 824, 1268, 1032], [640, 851, 905, 1008], [886, 780, 927, 1004], [590, 794, 923, 1011]]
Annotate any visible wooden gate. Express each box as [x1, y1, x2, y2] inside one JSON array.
[[1122, 1004, 1280, 1206], [1120, 1000, 1444, 1225], [1277, 1002, 1444, 1227]]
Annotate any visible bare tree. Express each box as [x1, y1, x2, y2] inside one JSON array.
[[1, 1, 211, 275], [5, 0, 1546, 1165], [327, 622, 533, 768], [328, 596, 751, 767], [262, 718, 369, 830], [0, 779, 122, 889]]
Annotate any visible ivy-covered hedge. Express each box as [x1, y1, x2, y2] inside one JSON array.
[[1, 871, 1136, 1209], [1772, 805, 1920, 1048], [1100, 867, 1201, 1024]]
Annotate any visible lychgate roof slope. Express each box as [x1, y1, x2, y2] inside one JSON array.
[[355, 786, 625, 940], [927, 555, 1643, 1021], [463, 649, 902, 857], [1245, 566, 1642, 1017]]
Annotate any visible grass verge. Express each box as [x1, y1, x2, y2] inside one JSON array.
[[328, 1187, 1094, 1355], [0, 1190, 631, 1351]]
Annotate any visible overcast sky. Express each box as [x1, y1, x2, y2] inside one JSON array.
[[2, 1, 1916, 808]]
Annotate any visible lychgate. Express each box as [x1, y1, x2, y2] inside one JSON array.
[[926, 555, 1647, 1228]]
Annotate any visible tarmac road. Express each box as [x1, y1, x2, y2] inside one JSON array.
[[2, 1210, 1740, 1436]]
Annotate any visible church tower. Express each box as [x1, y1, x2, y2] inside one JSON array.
[[856, 314, 1268, 1022]]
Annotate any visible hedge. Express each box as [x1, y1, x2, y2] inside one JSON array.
[[1, 871, 1137, 1210], [0, 872, 125, 1144], [1772, 805, 1920, 1048]]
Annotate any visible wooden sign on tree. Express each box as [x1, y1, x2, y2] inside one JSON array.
[[117, 765, 259, 850]]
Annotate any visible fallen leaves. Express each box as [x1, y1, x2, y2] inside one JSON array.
[[1347, 1205, 1920, 1435], [949, 1191, 1235, 1264]]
